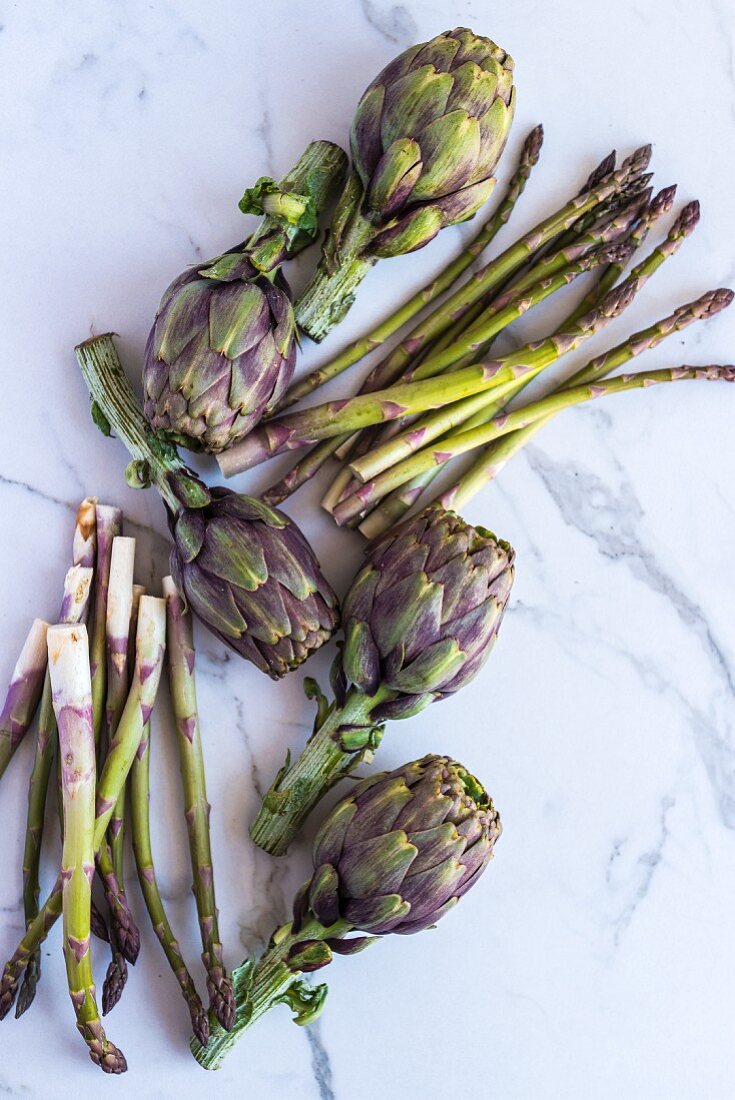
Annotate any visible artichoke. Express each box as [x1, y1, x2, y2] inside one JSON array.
[[296, 28, 516, 341], [340, 503, 515, 714], [193, 754, 500, 1069], [142, 141, 347, 453], [77, 334, 339, 679], [250, 503, 514, 852], [143, 261, 297, 454], [167, 475, 339, 679], [295, 753, 501, 935]]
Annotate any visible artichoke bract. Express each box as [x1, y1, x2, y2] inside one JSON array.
[[250, 503, 514, 853], [193, 754, 501, 1069], [77, 334, 339, 678], [142, 141, 348, 453], [296, 28, 516, 341], [167, 479, 339, 679]]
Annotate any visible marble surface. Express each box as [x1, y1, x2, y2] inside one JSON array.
[[1, 1, 734, 1096]]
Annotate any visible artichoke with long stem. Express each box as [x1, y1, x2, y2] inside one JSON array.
[[142, 141, 347, 453], [195, 754, 501, 1069], [77, 335, 339, 678], [250, 505, 514, 855], [295, 28, 516, 342]]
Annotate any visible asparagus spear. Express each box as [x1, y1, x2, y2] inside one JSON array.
[[350, 198, 702, 531], [270, 125, 545, 415], [438, 288, 734, 512], [0, 597, 167, 1020], [217, 276, 639, 473], [48, 624, 126, 1074], [90, 506, 123, 748], [130, 711, 210, 1045], [0, 619, 49, 782], [259, 146, 640, 503], [332, 363, 735, 524], [16, 562, 94, 1017], [162, 577, 234, 1032]]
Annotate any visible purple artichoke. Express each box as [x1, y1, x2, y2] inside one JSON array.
[[143, 260, 297, 454], [296, 28, 516, 341], [340, 504, 515, 717], [168, 477, 339, 678], [296, 754, 501, 936]]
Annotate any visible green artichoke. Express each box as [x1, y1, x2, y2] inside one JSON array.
[[193, 754, 500, 1069], [249, 503, 514, 853], [142, 141, 347, 453], [296, 28, 516, 341]]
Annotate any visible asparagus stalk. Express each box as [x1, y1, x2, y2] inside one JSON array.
[[162, 578, 234, 1032], [271, 125, 544, 414], [351, 199, 702, 531], [332, 363, 735, 524], [0, 619, 49, 782], [91, 505, 123, 748], [16, 562, 94, 1017], [48, 624, 127, 1074], [130, 713, 210, 1046], [438, 288, 734, 512], [353, 145, 651, 396], [0, 597, 167, 1019], [217, 276, 639, 473]]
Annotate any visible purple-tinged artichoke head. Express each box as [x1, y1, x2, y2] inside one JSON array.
[[167, 473, 338, 679], [293, 754, 501, 936], [339, 504, 514, 719], [352, 27, 515, 257], [143, 257, 297, 455]]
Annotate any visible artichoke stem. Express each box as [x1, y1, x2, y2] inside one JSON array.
[[76, 334, 187, 513], [295, 211, 376, 342], [192, 917, 350, 1070], [249, 687, 389, 855]]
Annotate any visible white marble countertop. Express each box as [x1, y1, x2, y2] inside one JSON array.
[[1, 2, 734, 1096]]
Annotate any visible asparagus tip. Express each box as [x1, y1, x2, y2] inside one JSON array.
[[582, 149, 616, 193], [623, 144, 653, 180], [208, 973, 237, 1032], [650, 184, 677, 216], [14, 964, 38, 1019], [0, 972, 18, 1020], [673, 199, 700, 237], [524, 123, 544, 162], [102, 957, 128, 1015], [192, 1003, 211, 1047]]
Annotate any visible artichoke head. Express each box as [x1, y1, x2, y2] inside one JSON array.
[[351, 27, 515, 257], [340, 504, 514, 716], [143, 258, 297, 455], [167, 474, 338, 678], [295, 754, 501, 935]]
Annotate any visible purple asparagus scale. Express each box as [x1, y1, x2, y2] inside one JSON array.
[[0, 597, 167, 1020], [250, 506, 514, 855], [17, 510, 95, 1018], [129, 675, 210, 1046], [163, 576, 234, 1032], [47, 624, 127, 1074], [196, 754, 501, 1069]]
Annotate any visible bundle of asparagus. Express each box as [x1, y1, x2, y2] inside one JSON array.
[[213, 137, 732, 544], [0, 503, 233, 1071]]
